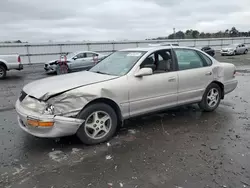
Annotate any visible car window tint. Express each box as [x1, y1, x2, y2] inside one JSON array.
[[140, 50, 173, 73], [76, 53, 85, 58], [158, 53, 163, 61], [156, 50, 173, 72], [140, 54, 155, 68], [86, 53, 95, 57], [198, 51, 213, 66], [175, 49, 204, 70], [90, 51, 146, 76]]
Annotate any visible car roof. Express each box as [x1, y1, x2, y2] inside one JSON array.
[[75, 51, 100, 54], [120, 46, 197, 53]]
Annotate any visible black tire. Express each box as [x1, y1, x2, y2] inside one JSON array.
[[76, 103, 118, 145], [233, 51, 236, 56], [199, 83, 222, 112], [0, 65, 7, 79], [244, 49, 248, 54]]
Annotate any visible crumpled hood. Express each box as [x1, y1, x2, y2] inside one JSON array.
[[222, 48, 234, 51], [44, 60, 58, 65], [23, 71, 118, 100]]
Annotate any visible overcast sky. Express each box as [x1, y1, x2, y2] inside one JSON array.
[[1, 0, 250, 42]]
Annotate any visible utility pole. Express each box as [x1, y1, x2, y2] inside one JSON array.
[[173, 28, 176, 39]]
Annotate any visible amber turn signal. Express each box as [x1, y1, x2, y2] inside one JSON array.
[[27, 119, 54, 127]]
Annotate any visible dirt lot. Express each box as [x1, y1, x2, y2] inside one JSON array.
[[0, 52, 250, 188]]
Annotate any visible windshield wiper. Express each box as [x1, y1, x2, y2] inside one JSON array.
[[93, 71, 112, 75]]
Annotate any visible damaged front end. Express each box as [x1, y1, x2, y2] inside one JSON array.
[[16, 70, 121, 138], [15, 90, 86, 138], [44, 90, 96, 117]]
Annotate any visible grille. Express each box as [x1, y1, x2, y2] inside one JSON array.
[[19, 91, 27, 102]]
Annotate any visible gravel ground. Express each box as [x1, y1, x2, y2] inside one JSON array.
[[0, 52, 250, 188]]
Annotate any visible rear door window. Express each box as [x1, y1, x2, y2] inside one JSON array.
[[174, 49, 205, 70]]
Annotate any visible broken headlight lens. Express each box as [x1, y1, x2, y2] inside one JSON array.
[[22, 96, 46, 113], [43, 104, 55, 115]]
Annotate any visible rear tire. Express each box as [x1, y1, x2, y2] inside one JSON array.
[[244, 49, 248, 54], [76, 103, 118, 145], [0, 65, 7, 79], [199, 83, 222, 112]]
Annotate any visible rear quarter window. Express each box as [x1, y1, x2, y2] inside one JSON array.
[[198, 51, 213, 66]]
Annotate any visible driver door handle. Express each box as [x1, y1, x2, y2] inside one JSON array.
[[205, 72, 212, 76], [168, 77, 176, 82]]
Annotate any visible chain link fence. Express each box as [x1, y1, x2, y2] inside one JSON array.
[[0, 37, 250, 64]]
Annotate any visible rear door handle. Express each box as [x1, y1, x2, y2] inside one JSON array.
[[205, 72, 212, 76], [168, 77, 176, 82]]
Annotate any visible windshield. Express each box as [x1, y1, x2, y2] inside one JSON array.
[[66, 52, 76, 59], [89, 51, 146, 76]]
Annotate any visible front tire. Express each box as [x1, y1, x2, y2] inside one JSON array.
[[76, 103, 118, 145], [244, 49, 248, 54], [0, 65, 7, 79], [199, 83, 221, 112]]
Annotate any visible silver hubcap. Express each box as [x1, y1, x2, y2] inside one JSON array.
[[84, 111, 112, 139], [207, 88, 219, 108]]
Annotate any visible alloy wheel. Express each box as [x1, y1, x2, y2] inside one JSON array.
[[84, 111, 112, 140], [207, 88, 219, 108]]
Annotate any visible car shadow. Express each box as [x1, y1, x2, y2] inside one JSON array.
[[21, 103, 234, 154], [0, 75, 24, 82]]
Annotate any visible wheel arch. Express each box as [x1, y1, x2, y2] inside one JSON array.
[[0, 61, 8, 71], [210, 81, 224, 99], [79, 97, 123, 126]]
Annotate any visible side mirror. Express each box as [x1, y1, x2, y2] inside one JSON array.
[[72, 56, 77, 60], [134, 68, 153, 77]]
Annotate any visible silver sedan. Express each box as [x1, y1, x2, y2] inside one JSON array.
[[44, 51, 107, 74], [221, 43, 248, 56], [16, 46, 238, 145]]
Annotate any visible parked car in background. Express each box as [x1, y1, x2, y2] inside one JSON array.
[[0, 54, 23, 79], [201, 46, 215, 57], [16, 45, 238, 145], [44, 51, 108, 74], [221, 43, 248, 56]]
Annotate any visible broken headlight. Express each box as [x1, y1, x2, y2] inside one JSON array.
[[43, 104, 55, 115], [22, 96, 46, 113]]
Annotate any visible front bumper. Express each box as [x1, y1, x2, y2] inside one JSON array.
[[44, 64, 56, 73], [220, 51, 234, 55], [224, 79, 238, 95], [15, 100, 84, 138]]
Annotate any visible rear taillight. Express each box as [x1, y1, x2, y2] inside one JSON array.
[[18, 56, 21, 63]]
